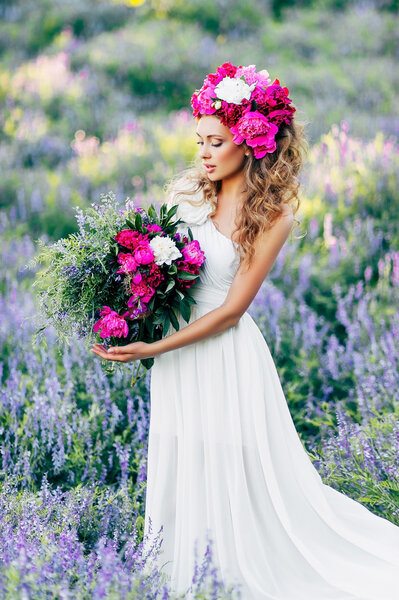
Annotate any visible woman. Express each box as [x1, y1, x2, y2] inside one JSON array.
[[91, 63, 399, 599]]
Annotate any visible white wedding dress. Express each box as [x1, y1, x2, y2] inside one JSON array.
[[143, 189, 399, 599]]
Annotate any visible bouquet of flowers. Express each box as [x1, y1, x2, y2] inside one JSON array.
[[29, 192, 206, 372]]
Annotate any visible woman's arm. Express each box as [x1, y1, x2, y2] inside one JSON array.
[[150, 305, 238, 356], [91, 206, 294, 363], [150, 205, 294, 356], [91, 305, 239, 363]]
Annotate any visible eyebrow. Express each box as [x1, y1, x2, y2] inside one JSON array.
[[195, 132, 224, 139]]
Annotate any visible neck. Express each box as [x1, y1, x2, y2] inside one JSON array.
[[218, 171, 246, 205]]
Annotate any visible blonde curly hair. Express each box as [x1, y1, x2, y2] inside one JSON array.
[[164, 116, 309, 271]]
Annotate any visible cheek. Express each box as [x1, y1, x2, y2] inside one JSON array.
[[219, 144, 243, 165]]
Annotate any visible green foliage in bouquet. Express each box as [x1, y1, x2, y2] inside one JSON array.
[[28, 192, 205, 372]]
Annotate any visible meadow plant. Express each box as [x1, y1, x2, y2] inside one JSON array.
[[9, 52, 84, 104], [1, 3, 399, 590], [0, 481, 241, 599]]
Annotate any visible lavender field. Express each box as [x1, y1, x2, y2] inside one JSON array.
[[1, 0, 399, 597]]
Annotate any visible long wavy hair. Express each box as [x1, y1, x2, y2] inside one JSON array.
[[164, 115, 309, 271]]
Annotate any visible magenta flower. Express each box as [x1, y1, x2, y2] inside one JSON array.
[[132, 271, 142, 284], [93, 306, 129, 338], [146, 224, 163, 234], [116, 253, 138, 274], [176, 260, 199, 290], [219, 101, 245, 129], [258, 79, 296, 126], [192, 81, 220, 117], [208, 62, 238, 84], [230, 111, 279, 158], [364, 266, 373, 282], [114, 229, 141, 250], [236, 64, 271, 88], [196, 85, 217, 115], [128, 279, 155, 306], [191, 92, 201, 117], [181, 240, 206, 267], [265, 79, 291, 106], [114, 229, 149, 250], [251, 86, 269, 105], [133, 242, 154, 265], [190, 63, 296, 160]]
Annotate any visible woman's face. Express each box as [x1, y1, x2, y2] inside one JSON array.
[[195, 115, 248, 182]]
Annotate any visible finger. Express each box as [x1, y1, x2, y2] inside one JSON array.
[[91, 344, 108, 352], [91, 347, 128, 363], [108, 345, 127, 354], [91, 347, 113, 360], [92, 344, 123, 354]]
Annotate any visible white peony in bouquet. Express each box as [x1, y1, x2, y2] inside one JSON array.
[[30, 192, 206, 373]]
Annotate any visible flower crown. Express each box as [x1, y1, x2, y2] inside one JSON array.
[[190, 62, 296, 159]]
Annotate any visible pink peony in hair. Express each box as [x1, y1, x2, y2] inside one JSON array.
[[191, 92, 202, 117], [196, 85, 217, 116], [219, 101, 246, 129], [190, 63, 296, 159], [257, 78, 296, 125], [236, 64, 271, 88], [207, 62, 238, 85], [230, 111, 279, 158], [93, 306, 129, 338]]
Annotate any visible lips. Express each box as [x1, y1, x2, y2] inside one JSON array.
[[204, 164, 216, 172]]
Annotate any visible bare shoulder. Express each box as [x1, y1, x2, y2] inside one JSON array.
[[220, 203, 294, 322], [275, 203, 294, 234], [276, 203, 294, 228], [280, 202, 294, 219], [253, 203, 294, 252]]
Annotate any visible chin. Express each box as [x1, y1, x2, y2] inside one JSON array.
[[208, 174, 222, 182]]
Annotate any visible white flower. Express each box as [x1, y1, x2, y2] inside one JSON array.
[[149, 236, 182, 266], [214, 76, 256, 105]]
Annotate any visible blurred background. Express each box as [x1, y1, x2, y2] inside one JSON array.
[[0, 1, 399, 596], [1, 0, 398, 238]]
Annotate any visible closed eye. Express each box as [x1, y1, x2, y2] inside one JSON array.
[[196, 142, 222, 147]]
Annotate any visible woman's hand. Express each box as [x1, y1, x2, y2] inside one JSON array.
[[90, 341, 154, 363]]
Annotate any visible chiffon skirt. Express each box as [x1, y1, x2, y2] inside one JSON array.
[[143, 284, 399, 599]]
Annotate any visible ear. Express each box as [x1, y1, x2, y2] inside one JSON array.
[[243, 145, 251, 157]]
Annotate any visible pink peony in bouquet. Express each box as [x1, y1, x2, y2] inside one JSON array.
[[92, 203, 205, 368], [31, 193, 206, 372]]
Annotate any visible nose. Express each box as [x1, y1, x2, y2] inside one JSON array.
[[199, 143, 211, 160]]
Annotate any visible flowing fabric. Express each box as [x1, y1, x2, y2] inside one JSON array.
[[143, 213, 399, 599]]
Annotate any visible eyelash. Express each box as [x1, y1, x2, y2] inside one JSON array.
[[196, 142, 222, 147]]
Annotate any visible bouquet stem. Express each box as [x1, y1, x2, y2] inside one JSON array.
[[130, 360, 147, 388]]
